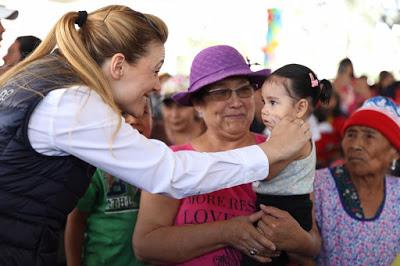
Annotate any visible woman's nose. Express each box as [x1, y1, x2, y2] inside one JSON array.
[[349, 136, 364, 150], [229, 92, 243, 107], [154, 78, 161, 92], [171, 106, 181, 118]]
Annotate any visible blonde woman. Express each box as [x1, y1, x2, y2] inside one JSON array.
[[0, 5, 309, 265]]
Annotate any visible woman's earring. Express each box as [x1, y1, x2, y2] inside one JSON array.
[[391, 159, 397, 171]]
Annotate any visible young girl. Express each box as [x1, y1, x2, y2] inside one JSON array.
[[250, 64, 333, 265]]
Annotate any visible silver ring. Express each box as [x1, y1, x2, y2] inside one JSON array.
[[249, 248, 258, 256]]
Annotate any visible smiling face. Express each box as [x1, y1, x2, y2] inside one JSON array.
[[194, 77, 255, 138], [104, 41, 165, 118], [342, 126, 398, 176]]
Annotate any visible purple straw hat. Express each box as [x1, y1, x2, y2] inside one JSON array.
[[172, 45, 271, 106]]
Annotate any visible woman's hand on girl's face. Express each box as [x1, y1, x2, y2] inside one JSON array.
[[260, 115, 311, 163], [223, 211, 278, 263]]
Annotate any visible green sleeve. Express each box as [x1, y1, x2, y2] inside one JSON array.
[[76, 169, 103, 212]]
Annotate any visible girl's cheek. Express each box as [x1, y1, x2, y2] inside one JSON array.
[[269, 114, 281, 125]]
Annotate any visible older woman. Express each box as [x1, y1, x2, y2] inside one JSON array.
[[314, 96, 400, 265], [255, 96, 399, 265], [133, 45, 279, 265]]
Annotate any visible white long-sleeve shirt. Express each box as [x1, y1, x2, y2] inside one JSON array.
[[28, 86, 269, 199]]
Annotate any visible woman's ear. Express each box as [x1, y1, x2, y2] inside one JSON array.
[[109, 53, 126, 80], [295, 98, 309, 119], [393, 149, 400, 162], [387, 146, 399, 164], [192, 99, 204, 116]]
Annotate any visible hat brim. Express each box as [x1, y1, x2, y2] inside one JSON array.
[[0, 6, 18, 20], [172, 68, 270, 106]]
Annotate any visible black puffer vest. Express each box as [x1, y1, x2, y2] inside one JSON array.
[[0, 55, 94, 265]]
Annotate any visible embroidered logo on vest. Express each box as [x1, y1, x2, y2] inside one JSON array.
[[0, 88, 15, 103]]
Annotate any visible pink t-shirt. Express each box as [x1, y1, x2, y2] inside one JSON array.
[[171, 134, 266, 266]]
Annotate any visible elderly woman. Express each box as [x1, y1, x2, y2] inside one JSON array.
[[133, 45, 317, 265], [313, 96, 400, 265], [256, 96, 399, 265], [133, 45, 277, 265]]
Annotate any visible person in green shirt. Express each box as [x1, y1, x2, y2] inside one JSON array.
[[65, 103, 152, 266]]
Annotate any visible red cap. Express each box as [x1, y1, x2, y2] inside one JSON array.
[[342, 108, 400, 150]]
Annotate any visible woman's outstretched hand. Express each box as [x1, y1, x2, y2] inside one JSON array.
[[258, 116, 311, 165]]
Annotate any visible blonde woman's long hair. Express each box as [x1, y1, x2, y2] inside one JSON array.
[[0, 5, 168, 131]]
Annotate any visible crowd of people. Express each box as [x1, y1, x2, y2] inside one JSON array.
[[0, 3, 399, 266]]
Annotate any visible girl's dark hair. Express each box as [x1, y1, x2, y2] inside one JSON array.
[[16, 35, 42, 60], [269, 63, 333, 107]]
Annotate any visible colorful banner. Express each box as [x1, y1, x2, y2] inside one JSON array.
[[262, 8, 282, 67]]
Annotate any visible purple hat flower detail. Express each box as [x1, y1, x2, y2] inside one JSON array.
[[172, 45, 270, 106]]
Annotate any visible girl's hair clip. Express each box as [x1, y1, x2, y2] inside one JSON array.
[[309, 73, 319, 88]]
